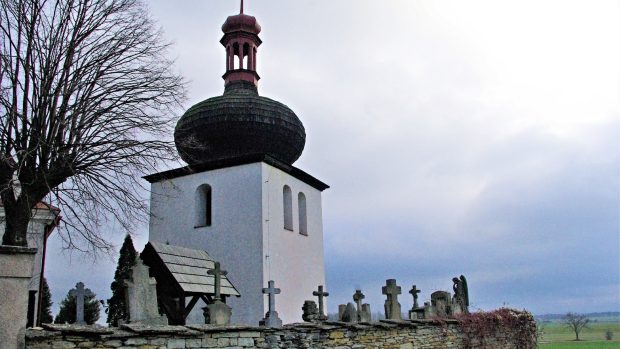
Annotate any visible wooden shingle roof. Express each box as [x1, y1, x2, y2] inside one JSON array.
[[148, 241, 240, 297]]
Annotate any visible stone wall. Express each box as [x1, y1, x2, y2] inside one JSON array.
[[26, 317, 536, 349]]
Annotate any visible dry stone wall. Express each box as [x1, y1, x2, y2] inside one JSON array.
[[26, 317, 536, 349]]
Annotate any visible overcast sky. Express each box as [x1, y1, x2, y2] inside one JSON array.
[[45, 0, 619, 321]]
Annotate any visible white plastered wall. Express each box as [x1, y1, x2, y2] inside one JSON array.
[[148, 163, 264, 325], [148, 161, 326, 325], [261, 163, 326, 324]]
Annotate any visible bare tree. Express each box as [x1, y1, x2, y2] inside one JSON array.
[[0, 0, 185, 252], [563, 312, 590, 341]]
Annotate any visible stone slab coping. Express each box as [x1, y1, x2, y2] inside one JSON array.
[[186, 324, 264, 333], [25, 328, 61, 340], [29, 319, 460, 337], [41, 324, 115, 335], [121, 324, 201, 335], [0, 245, 37, 254], [410, 318, 459, 324]]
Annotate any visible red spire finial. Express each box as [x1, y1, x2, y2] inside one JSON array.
[[240, 0, 244, 14]]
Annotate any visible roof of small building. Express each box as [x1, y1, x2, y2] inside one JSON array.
[[0, 201, 61, 212], [143, 241, 240, 297]]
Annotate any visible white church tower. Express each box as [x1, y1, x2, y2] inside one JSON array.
[[145, 2, 328, 325]]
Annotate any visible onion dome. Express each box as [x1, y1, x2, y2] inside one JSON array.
[[174, 2, 305, 166], [174, 81, 305, 165], [222, 14, 261, 35]]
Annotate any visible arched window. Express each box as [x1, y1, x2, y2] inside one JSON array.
[[283, 185, 293, 231], [242, 43, 250, 69], [195, 184, 212, 228], [233, 43, 241, 69], [298, 192, 307, 236]]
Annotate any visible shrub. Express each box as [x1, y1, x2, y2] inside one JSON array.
[[456, 308, 537, 349]]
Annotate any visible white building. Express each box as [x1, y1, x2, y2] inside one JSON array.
[[145, 4, 329, 325], [0, 203, 60, 326], [146, 157, 327, 325]]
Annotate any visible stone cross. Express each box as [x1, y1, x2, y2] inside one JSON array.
[[261, 280, 282, 327], [409, 285, 421, 309], [263, 280, 281, 312], [353, 289, 365, 313], [207, 261, 227, 303], [382, 279, 402, 320], [125, 257, 168, 325], [68, 282, 94, 325], [312, 285, 329, 318]]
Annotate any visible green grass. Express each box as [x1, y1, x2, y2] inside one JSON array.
[[539, 341, 620, 349], [538, 320, 620, 348], [540, 322, 620, 342]]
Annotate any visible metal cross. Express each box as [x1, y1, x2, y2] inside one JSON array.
[[262, 280, 281, 313], [409, 285, 421, 308], [353, 289, 365, 312], [69, 282, 94, 325], [382, 279, 402, 300], [207, 261, 228, 302], [312, 285, 329, 317]]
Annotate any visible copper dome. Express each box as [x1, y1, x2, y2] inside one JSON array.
[[222, 13, 261, 35]]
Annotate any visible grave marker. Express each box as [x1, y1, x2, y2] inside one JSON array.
[[312, 285, 329, 320], [260, 280, 282, 327], [68, 282, 94, 325], [382, 279, 402, 320]]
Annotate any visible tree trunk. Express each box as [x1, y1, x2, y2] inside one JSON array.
[[1, 197, 31, 247]]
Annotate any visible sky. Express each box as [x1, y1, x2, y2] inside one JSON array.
[[45, 0, 619, 320]]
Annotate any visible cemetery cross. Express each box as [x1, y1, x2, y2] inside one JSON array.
[[312, 285, 329, 318], [68, 282, 94, 325], [409, 285, 421, 309], [353, 289, 365, 313], [207, 262, 227, 303], [263, 280, 281, 314]]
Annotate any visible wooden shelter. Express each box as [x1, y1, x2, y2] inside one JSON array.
[[141, 241, 240, 325]]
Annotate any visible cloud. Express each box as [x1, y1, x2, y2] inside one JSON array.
[[43, 0, 620, 321]]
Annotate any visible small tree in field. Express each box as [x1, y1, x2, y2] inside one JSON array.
[[39, 277, 53, 324], [563, 312, 590, 341], [605, 329, 613, 341], [106, 234, 137, 326], [54, 287, 100, 325]]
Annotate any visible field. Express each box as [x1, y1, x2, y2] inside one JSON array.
[[540, 343, 620, 349], [538, 321, 620, 349]]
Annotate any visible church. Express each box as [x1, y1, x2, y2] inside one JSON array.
[[144, 2, 328, 325]]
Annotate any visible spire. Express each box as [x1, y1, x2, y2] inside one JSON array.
[[240, 0, 244, 14]]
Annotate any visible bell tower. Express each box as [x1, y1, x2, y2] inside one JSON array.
[[147, 1, 328, 325]]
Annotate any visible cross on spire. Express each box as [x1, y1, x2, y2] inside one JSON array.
[[312, 285, 329, 317], [409, 285, 421, 308], [207, 261, 228, 302]]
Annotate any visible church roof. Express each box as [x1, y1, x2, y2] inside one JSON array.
[[143, 153, 329, 191], [173, 2, 308, 167], [142, 241, 240, 297], [174, 81, 306, 166]]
